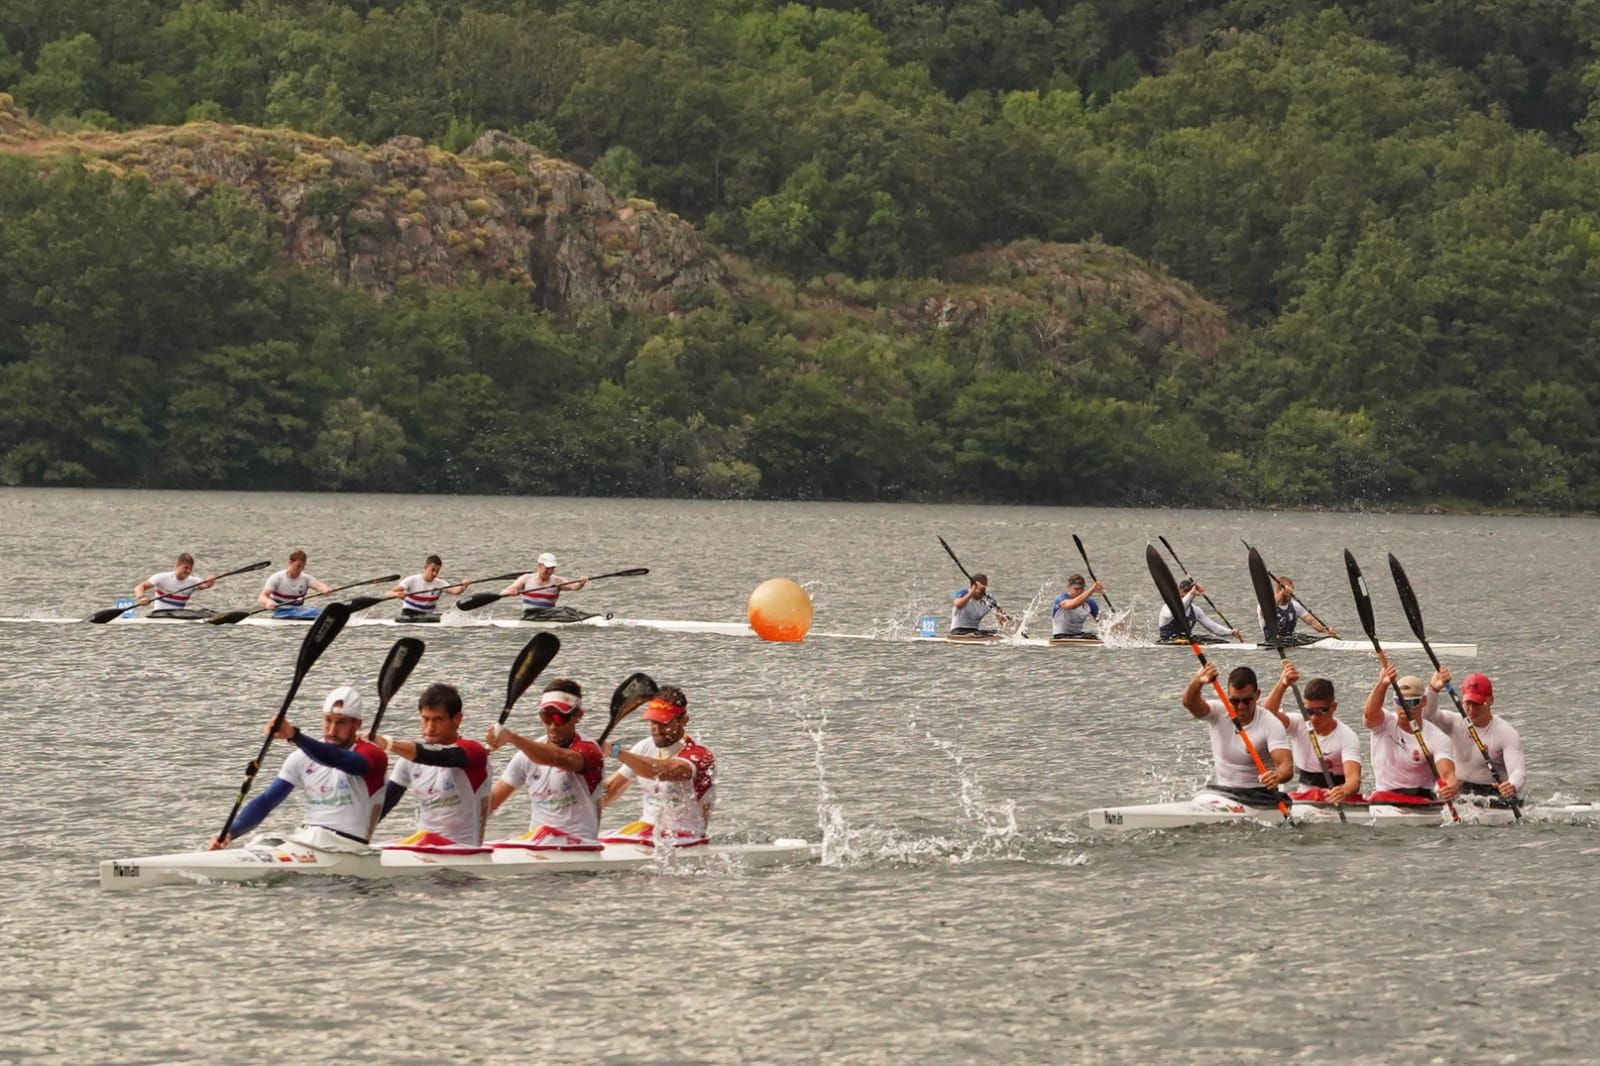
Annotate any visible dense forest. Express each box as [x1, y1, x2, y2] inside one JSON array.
[[3, 0, 1599, 508]]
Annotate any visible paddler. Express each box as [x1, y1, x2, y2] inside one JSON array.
[[1256, 575, 1338, 644], [257, 550, 334, 619], [1158, 579, 1241, 644], [1421, 668, 1524, 804], [483, 680, 605, 848], [385, 555, 465, 622], [1261, 661, 1363, 804], [208, 685, 388, 849], [1181, 663, 1294, 805], [950, 574, 1011, 637], [372, 683, 491, 846], [1050, 573, 1102, 641], [599, 686, 717, 846], [1361, 664, 1459, 804], [133, 553, 217, 618], [498, 553, 593, 622]]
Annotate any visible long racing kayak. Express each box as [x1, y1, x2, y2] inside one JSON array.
[[100, 834, 820, 890], [1083, 790, 1600, 829]]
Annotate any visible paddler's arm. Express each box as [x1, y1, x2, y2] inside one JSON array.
[[134, 577, 156, 598], [600, 771, 631, 809], [1502, 731, 1526, 797], [1265, 745, 1293, 787], [1182, 663, 1217, 719], [488, 780, 515, 816], [611, 747, 692, 781], [499, 576, 526, 596], [210, 778, 294, 849], [379, 781, 408, 820], [385, 580, 408, 599], [559, 576, 589, 591], [1363, 664, 1396, 729], [1261, 660, 1298, 726], [484, 724, 585, 772], [1435, 754, 1459, 801], [1299, 603, 1337, 637], [1330, 760, 1362, 803], [257, 583, 276, 608], [374, 737, 471, 767], [283, 727, 373, 775], [308, 577, 334, 595]]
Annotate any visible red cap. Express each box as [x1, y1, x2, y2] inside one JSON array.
[[641, 697, 686, 723], [1463, 673, 1493, 703]]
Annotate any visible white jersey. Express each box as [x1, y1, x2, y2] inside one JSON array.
[[277, 743, 386, 841], [950, 589, 995, 630], [618, 736, 717, 837], [388, 739, 491, 844], [1158, 593, 1233, 638], [1423, 695, 1525, 791], [146, 571, 201, 611], [263, 569, 316, 607], [498, 739, 604, 843], [518, 571, 561, 610], [1282, 716, 1361, 779], [1257, 598, 1309, 639], [1201, 700, 1290, 788], [1368, 710, 1453, 793], [398, 574, 449, 613]]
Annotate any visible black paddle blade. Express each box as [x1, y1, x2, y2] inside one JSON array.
[[597, 567, 650, 579], [1146, 544, 1193, 642], [87, 605, 131, 624], [1247, 547, 1280, 643], [610, 672, 659, 715], [296, 601, 351, 678], [457, 591, 502, 612], [1343, 549, 1379, 641], [206, 610, 249, 626], [1388, 553, 1429, 642], [343, 595, 384, 614], [378, 637, 426, 704], [505, 632, 561, 710]]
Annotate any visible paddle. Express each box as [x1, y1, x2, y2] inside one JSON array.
[[1148, 543, 1289, 821], [88, 559, 272, 624], [1343, 549, 1459, 824], [365, 638, 427, 741], [206, 573, 401, 625], [493, 632, 563, 729], [937, 535, 1029, 638], [1248, 545, 1347, 823], [596, 672, 661, 747], [455, 568, 651, 613], [1157, 535, 1236, 633], [1071, 534, 1115, 612], [1240, 538, 1337, 642], [1388, 552, 1520, 820], [215, 601, 352, 844]]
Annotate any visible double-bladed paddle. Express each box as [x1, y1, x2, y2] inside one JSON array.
[[365, 638, 427, 741], [596, 672, 661, 747], [215, 601, 352, 844], [206, 573, 401, 625], [1149, 544, 1289, 821], [1071, 534, 1115, 612], [1388, 553, 1520, 820], [1158, 535, 1236, 633], [455, 568, 651, 613], [1343, 549, 1459, 824], [937, 536, 1029, 638], [1248, 545, 1347, 823], [493, 632, 563, 729], [88, 559, 273, 624]]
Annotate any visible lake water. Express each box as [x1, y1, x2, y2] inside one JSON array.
[[3, 488, 1596, 1063]]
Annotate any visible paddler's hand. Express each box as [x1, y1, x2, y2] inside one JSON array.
[[1230, 629, 1244, 642], [1328, 782, 1356, 804], [1497, 781, 1519, 799], [1378, 662, 1398, 690], [1089, 580, 1104, 595], [207, 834, 231, 851], [1279, 660, 1300, 688], [484, 723, 507, 750], [1438, 779, 1460, 802], [1429, 666, 1451, 693], [1258, 767, 1282, 788], [268, 719, 298, 741], [1194, 662, 1218, 686]]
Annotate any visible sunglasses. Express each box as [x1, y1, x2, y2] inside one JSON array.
[[1304, 705, 1333, 716], [1396, 696, 1423, 709], [540, 709, 577, 726], [1228, 695, 1257, 706]]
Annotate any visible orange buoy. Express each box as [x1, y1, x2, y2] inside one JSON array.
[[747, 578, 813, 642]]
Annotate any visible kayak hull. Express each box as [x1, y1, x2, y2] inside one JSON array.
[[1083, 791, 1599, 829]]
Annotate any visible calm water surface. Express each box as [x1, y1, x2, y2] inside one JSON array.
[[2, 489, 1597, 1063]]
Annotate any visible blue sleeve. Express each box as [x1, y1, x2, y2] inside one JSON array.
[[953, 588, 964, 601], [231, 777, 294, 837], [1089, 599, 1100, 618], [291, 731, 370, 775], [1052, 594, 1066, 615], [380, 780, 408, 821]]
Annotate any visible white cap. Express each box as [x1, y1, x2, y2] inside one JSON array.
[[537, 552, 558, 568], [322, 685, 363, 720]]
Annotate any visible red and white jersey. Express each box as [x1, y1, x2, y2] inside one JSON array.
[[1369, 711, 1452, 792], [277, 740, 387, 841], [263, 569, 316, 606], [1423, 696, 1526, 791], [1201, 701, 1289, 789], [1283, 716, 1362, 778], [499, 738, 604, 842], [619, 736, 717, 837], [397, 574, 449, 613], [146, 571, 200, 610], [517, 571, 560, 610], [389, 739, 491, 845]]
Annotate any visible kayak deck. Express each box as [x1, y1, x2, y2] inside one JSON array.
[[1083, 791, 1600, 829], [99, 836, 819, 890]]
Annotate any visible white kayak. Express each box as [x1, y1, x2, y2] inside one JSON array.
[[1083, 790, 1600, 829], [100, 834, 820, 891], [928, 634, 1477, 656]]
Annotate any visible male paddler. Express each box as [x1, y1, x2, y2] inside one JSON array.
[[1361, 664, 1459, 804], [1256, 575, 1338, 644], [600, 686, 717, 845], [208, 685, 388, 849], [373, 682, 491, 846], [499, 553, 593, 622], [134, 553, 217, 618], [1158, 579, 1241, 644], [258, 550, 334, 619], [1050, 573, 1102, 641], [1422, 668, 1524, 804], [1261, 661, 1362, 803], [950, 574, 1011, 637], [484, 680, 605, 847], [1181, 664, 1294, 805], [385, 555, 465, 623]]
